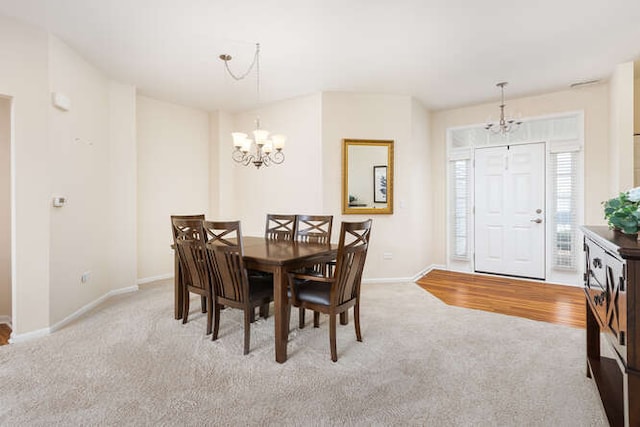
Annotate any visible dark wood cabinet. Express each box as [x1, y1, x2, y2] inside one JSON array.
[[582, 226, 640, 427]]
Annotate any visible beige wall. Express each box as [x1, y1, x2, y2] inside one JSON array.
[[410, 98, 433, 270], [137, 96, 210, 281], [634, 73, 640, 185], [430, 83, 610, 265], [609, 62, 635, 193], [0, 15, 139, 336], [635, 62, 640, 135], [208, 111, 220, 218], [108, 83, 137, 291], [0, 96, 10, 321], [322, 92, 432, 279], [0, 16, 51, 334], [48, 36, 138, 324]]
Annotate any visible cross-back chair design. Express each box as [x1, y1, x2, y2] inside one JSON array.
[[171, 214, 207, 318], [172, 218, 213, 334], [288, 219, 372, 362], [203, 220, 274, 355], [265, 214, 297, 241], [296, 215, 333, 244], [295, 214, 334, 328], [250, 212, 298, 284]]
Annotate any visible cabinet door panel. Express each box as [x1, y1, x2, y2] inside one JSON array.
[[606, 257, 627, 357]]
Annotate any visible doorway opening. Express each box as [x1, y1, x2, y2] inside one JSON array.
[[0, 95, 12, 344]]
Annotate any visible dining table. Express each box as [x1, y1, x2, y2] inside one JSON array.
[[173, 236, 337, 363]]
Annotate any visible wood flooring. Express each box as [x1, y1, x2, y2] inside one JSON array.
[[416, 269, 585, 328], [0, 324, 11, 346]]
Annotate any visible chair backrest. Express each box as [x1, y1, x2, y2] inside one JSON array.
[[203, 220, 249, 304], [332, 219, 372, 306], [265, 214, 297, 241], [172, 218, 208, 291], [295, 215, 333, 244], [171, 214, 205, 244]]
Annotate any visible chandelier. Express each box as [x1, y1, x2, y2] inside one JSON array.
[[219, 43, 285, 169], [485, 82, 522, 135]]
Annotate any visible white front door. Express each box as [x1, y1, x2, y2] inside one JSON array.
[[474, 143, 546, 279]]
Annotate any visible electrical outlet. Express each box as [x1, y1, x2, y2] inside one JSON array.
[[383, 252, 393, 260], [81, 271, 91, 283]]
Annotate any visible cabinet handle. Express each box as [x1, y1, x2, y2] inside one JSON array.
[[594, 292, 606, 306], [593, 258, 602, 268]]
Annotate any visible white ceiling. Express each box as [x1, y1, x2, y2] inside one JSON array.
[[0, 0, 639, 113]]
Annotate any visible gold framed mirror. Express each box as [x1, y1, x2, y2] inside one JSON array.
[[342, 139, 394, 215]]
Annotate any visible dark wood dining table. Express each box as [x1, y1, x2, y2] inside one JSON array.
[[173, 236, 337, 363]]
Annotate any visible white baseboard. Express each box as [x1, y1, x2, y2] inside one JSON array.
[[8, 326, 50, 343], [0, 315, 12, 326], [137, 273, 173, 285], [411, 264, 445, 281], [9, 285, 138, 344], [361, 264, 446, 285]]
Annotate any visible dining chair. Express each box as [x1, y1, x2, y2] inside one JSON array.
[[288, 219, 372, 362], [171, 214, 207, 316], [203, 220, 274, 355], [265, 214, 297, 241], [248, 213, 298, 317], [295, 214, 333, 329], [296, 214, 333, 244], [172, 218, 213, 334]]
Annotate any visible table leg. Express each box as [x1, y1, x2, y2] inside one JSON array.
[[274, 267, 289, 363], [174, 251, 183, 320]]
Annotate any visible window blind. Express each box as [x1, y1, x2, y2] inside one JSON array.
[[450, 159, 470, 259], [550, 151, 578, 270]]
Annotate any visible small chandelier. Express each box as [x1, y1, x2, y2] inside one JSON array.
[[219, 43, 285, 169], [485, 82, 522, 135]]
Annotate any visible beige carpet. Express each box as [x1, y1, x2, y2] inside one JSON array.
[[0, 280, 607, 426]]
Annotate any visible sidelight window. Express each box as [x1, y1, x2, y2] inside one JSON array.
[[449, 158, 470, 259], [550, 150, 578, 270]]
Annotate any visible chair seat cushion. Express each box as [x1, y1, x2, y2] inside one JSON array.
[[292, 279, 330, 306], [248, 269, 273, 279]]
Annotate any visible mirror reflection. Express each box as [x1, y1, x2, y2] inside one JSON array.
[[342, 139, 394, 215]]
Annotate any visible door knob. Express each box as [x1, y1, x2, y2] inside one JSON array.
[[530, 218, 543, 223]]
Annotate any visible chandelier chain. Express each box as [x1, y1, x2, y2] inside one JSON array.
[[221, 43, 260, 82]]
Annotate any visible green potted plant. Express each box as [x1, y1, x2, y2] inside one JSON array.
[[603, 187, 640, 235]]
